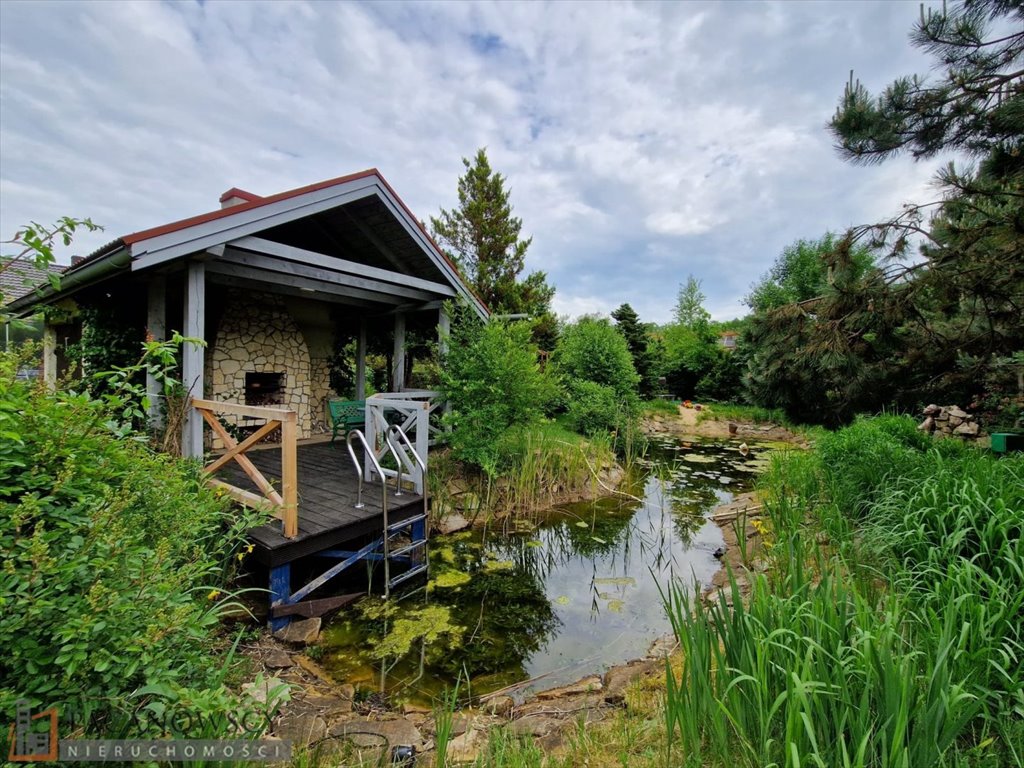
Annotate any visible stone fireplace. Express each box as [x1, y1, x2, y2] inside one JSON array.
[[207, 291, 316, 442]]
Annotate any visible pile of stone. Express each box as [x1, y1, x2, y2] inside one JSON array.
[[918, 404, 981, 439]]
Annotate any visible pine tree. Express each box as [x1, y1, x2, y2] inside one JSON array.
[[612, 303, 657, 397], [430, 149, 555, 322], [827, 0, 1023, 410]]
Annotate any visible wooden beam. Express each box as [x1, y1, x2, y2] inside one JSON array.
[[182, 261, 205, 458], [207, 273, 378, 309], [204, 419, 282, 474], [393, 312, 406, 392], [193, 397, 295, 420], [146, 275, 167, 428], [208, 479, 284, 519], [200, 410, 285, 507], [438, 305, 450, 357], [355, 317, 367, 401], [280, 412, 298, 539], [219, 247, 437, 302], [229, 236, 455, 296], [205, 261, 408, 306], [42, 324, 57, 390], [339, 208, 406, 272]]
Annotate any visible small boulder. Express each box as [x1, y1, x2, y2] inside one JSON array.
[[923, 404, 941, 416], [445, 727, 484, 764], [953, 421, 980, 437], [273, 617, 321, 646], [329, 717, 423, 750], [264, 649, 294, 669], [434, 512, 471, 535], [947, 406, 969, 420], [917, 416, 935, 433], [482, 695, 514, 717], [274, 712, 326, 746], [535, 675, 602, 700], [603, 660, 657, 704]]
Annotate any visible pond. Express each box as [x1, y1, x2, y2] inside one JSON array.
[[320, 436, 776, 704]]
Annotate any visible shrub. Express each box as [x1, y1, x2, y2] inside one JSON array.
[[566, 380, 621, 435], [440, 314, 555, 476], [553, 317, 639, 400], [0, 350, 264, 736]]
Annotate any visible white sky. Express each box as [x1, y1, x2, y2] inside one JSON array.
[[0, 0, 944, 322]]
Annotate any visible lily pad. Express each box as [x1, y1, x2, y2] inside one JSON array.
[[594, 577, 636, 587], [525, 539, 543, 548], [556, 595, 571, 605], [681, 453, 718, 464], [483, 559, 515, 573], [575, 520, 590, 528], [607, 599, 625, 613]]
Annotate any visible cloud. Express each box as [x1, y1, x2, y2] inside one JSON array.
[[1, 0, 943, 324]]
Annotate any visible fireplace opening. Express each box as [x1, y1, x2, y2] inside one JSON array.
[[245, 372, 285, 406]]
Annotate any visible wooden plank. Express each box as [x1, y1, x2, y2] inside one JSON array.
[[207, 272, 379, 309], [270, 593, 362, 619], [209, 479, 284, 520], [193, 397, 295, 420], [205, 419, 282, 474], [231, 235, 455, 297], [393, 312, 406, 392], [281, 414, 298, 539]]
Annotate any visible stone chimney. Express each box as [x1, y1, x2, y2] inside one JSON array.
[[219, 187, 261, 209]]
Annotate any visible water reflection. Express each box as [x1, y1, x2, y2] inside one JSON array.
[[320, 437, 772, 701]]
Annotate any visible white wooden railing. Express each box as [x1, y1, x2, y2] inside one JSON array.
[[364, 390, 441, 494]]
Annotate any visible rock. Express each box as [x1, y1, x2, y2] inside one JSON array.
[[402, 702, 431, 715], [728, 422, 738, 435], [935, 410, 950, 422], [917, 417, 935, 433], [953, 421, 979, 437], [445, 727, 484, 764], [303, 694, 352, 716], [434, 512, 471, 535], [482, 695, 514, 717], [535, 675, 603, 700], [273, 617, 321, 645], [948, 415, 964, 427], [647, 634, 677, 658], [274, 712, 326, 745], [603, 660, 658, 704], [329, 717, 424, 750], [712, 546, 727, 559], [242, 676, 288, 707], [947, 406, 969, 420], [923, 404, 941, 416], [339, 683, 356, 701], [507, 715, 560, 737], [264, 649, 294, 669]]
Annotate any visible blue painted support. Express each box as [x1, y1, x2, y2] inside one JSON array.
[[288, 537, 383, 605], [316, 549, 387, 561], [269, 564, 291, 632]]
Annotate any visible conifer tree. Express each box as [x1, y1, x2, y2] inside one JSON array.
[[430, 149, 555, 326], [612, 303, 657, 397]]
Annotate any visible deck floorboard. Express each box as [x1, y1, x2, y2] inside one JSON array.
[[215, 441, 423, 566]]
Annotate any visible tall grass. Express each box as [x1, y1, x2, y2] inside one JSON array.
[[662, 416, 1024, 767]]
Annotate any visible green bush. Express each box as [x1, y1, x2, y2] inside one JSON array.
[[440, 314, 555, 476], [0, 351, 263, 736], [553, 317, 639, 400], [566, 380, 621, 435]]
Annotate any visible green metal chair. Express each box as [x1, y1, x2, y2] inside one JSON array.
[[328, 399, 365, 444]]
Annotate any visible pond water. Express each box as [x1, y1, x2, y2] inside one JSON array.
[[320, 436, 776, 703]]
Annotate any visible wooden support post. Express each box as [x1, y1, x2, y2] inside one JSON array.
[[269, 564, 291, 632], [438, 306, 450, 357], [42, 323, 57, 390], [281, 412, 298, 539], [146, 275, 167, 428], [415, 404, 429, 495], [182, 261, 205, 459], [392, 312, 406, 392], [355, 317, 367, 401]]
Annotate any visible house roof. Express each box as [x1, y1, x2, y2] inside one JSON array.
[[0, 258, 65, 303], [6, 169, 488, 318]]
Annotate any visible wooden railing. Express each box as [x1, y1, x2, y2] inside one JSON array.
[[192, 398, 298, 539]]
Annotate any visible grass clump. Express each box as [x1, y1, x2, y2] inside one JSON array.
[[662, 415, 1023, 767]]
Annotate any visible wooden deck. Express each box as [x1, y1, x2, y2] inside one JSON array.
[[215, 441, 424, 567]]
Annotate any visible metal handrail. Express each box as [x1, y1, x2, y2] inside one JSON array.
[[386, 424, 429, 521], [346, 428, 404, 594]]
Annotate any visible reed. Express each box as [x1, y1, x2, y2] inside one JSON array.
[[661, 416, 1023, 767]]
